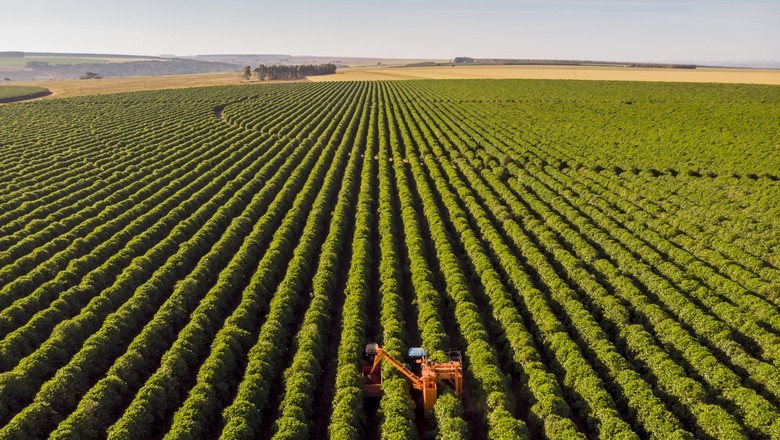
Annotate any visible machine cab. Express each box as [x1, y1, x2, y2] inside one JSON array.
[[407, 347, 427, 375]]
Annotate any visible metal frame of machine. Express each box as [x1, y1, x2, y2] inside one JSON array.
[[362, 342, 463, 411]]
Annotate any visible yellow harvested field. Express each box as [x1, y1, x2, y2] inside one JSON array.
[[13, 65, 779, 101], [13, 72, 263, 99], [309, 65, 780, 85]]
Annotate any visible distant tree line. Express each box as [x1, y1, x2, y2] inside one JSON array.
[[453, 57, 475, 64], [245, 63, 337, 81], [457, 58, 698, 69], [26, 61, 51, 69]]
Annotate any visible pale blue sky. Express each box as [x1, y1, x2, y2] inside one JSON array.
[[3, 0, 778, 62]]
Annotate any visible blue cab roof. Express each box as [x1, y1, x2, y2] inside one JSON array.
[[408, 347, 427, 358]]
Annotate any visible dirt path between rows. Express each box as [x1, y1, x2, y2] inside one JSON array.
[[214, 104, 225, 120]]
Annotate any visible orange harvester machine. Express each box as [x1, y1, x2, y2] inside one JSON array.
[[362, 343, 463, 411]]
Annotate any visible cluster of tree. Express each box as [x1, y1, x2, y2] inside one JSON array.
[[40, 137, 296, 439], [25, 61, 50, 69], [243, 63, 337, 81], [376, 97, 470, 437], [5, 78, 780, 439], [80, 72, 101, 80], [328, 139, 374, 440], [219, 99, 357, 440], [401, 92, 695, 437], [72, 117, 316, 440], [405, 90, 766, 437], [425, 89, 779, 437], [261, 99, 366, 440], [454, 58, 699, 69], [627, 63, 696, 69], [453, 57, 475, 64], [475, 158, 699, 438], [0, 102, 294, 437], [0, 88, 306, 438], [90, 90, 362, 440], [455, 80, 780, 176], [385, 90, 535, 439], [107, 134, 334, 438], [517, 164, 779, 437]]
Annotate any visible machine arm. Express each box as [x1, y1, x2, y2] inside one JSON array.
[[369, 346, 424, 391]]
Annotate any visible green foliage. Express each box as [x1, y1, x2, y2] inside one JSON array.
[[0, 85, 48, 101], [0, 79, 778, 440], [434, 393, 469, 440], [418, 79, 780, 176]]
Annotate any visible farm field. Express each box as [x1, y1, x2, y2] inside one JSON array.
[[13, 64, 780, 101], [0, 79, 779, 439], [10, 73, 279, 99], [0, 86, 51, 103], [8, 73, 235, 99], [311, 64, 780, 85]]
